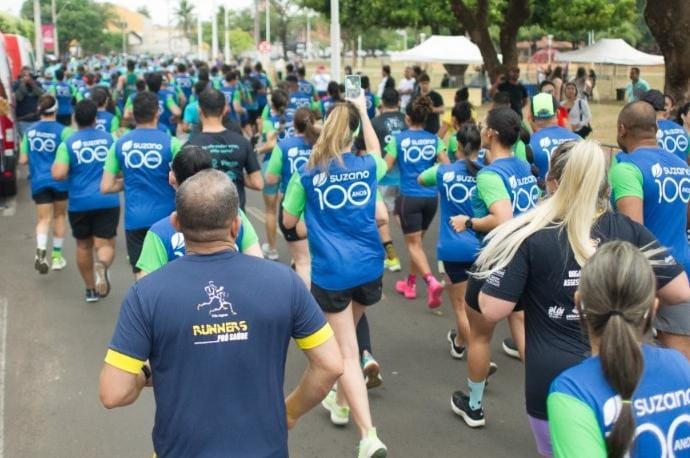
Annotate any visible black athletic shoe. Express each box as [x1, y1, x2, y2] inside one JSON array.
[[502, 337, 520, 359], [446, 329, 466, 359], [451, 391, 485, 428], [85, 289, 99, 303]]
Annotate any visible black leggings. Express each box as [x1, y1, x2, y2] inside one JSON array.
[[356, 313, 372, 358]]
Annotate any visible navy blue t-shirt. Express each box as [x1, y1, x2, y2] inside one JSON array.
[[107, 250, 330, 457]]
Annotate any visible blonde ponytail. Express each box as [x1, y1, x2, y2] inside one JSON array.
[[308, 104, 353, 171], [474, 140, 610, 278]]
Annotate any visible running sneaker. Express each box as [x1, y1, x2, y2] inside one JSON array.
[[361, 350, 383, 389], [384, 257, 401, 272], [261, 243, 279, 261], [502, 337, 520, 360], [451, 391, 485, 428], [321, 390, 349, 425], [357, 428, 387, 458], [94, 262, 111, 298], [394, 280, 417, 299], [34, 248, 49, 274], [446, 329, 466, 359], [51, 253, 67, 271], [426, 277, 444, 309], [85, 289, 99, 303]]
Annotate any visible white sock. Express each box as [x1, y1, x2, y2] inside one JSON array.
[[36, 234, 48, 250], [53, 238, 64, 249]]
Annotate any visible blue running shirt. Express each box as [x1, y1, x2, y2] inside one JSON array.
[[20, 120, 71, 194]]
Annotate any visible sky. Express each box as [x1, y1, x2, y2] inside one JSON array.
[[2, 0, 255, 26]]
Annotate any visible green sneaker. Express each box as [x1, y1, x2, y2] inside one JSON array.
[[384, 256, 401, 272], [358, 428, 387, 458], [361, 351, 383, 389], [321, 389, 349, 425], [51, 253, 66, 271]]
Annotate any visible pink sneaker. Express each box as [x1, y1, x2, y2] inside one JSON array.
[[395, 280, 417, 299], [426, 277, 444, 309]]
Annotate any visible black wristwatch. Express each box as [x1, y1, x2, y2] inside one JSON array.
[[465, 218, 474, 230], [141, 364, 151, 382]]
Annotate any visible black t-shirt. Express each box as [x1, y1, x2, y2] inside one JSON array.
[[497, 81, 528, 118], [466, 212, 683, 420], [355, 111, 407, 153], [185, 130, 260, 209]]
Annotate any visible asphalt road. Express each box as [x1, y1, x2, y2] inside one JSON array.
[[0, 171, 536, 457]]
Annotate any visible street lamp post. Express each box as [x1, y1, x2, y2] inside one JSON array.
[[211, 0, 219, 61], [306, 12, 312, 60], [224, 6, 230, 63], [197, 13, 203, 61], [330, 0, 340, 81], [33, 0, 43, 67], [121, 21, 128, 54], [265, 0, 270, 44]]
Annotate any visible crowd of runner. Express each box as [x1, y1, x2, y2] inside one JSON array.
[[11, 54, 690, 458]]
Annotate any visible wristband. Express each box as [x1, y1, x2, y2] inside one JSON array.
[[141, 364, 151, 381]]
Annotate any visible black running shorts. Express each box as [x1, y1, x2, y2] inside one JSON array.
[[311, 276, 383, 314], [69, 207, 120, 240], [125, 228, 149, 273], [32, 188, 68, 204], [395, 195, 438, 234]]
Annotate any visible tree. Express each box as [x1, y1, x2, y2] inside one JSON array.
[[136, 6, 151, 19], [21, 0, 117, 54], [0, 12, 34, 40], [644, 0, 690, 104], [175, 0, 195, 42]]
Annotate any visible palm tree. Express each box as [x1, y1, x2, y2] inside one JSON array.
[[175, 0, 195, 41]]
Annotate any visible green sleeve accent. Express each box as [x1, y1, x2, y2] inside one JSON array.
[[311, 100, 320, 111], [419, 165, 439, 187], [170, 138, 182, 158], [54, 143, 70, 165], [610, 162, 644, 200], [135, 231, 169, 274], [20, 135, 28, 156], [282, 172, 306, 216], [238, 209, 259, 252], [548, 392, 607, 458], [75, 91, 84, 102], [266, 145, 283, 176], [103, 145, 121, 174], [384, 139, 398, 159], [233, 90, 241, 104], [447, 136, 458, 162], [165, 95, 177, 110], [261, 105, 270, 120], [477, 171, 510, 209], [125, 97, 133, 111], [513, 139, 527, 162], [376, 189, 383, 202], [263, 119, 276, 134], [436, 137, 446, 154], [48, 85, 56, 96], [374, 155, 387, 181], [111, 116, 120, 133], [61, 127, 73, 141], [374, 95, 381, 108]]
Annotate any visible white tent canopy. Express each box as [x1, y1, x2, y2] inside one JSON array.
[[390, 35, 483, 65], [557, 38, 664, 66]]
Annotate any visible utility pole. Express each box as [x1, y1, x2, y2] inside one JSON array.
[[254, 0, 259, 50], [224, 6, 230, 63], [306, 12, 312, 60], [211, 0, 219, 62], [197, 13, 203, 61], [51, 0, 58, 58], [330, 0, 340, 81], [33, 0, 43, 67], [265, 0, 270, 44]]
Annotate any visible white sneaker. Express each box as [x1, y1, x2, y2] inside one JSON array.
[[321, 390, 349, 425], [51, 254, 67, 271], [261, 243, 279, 261], [358, 428, 387, 458]]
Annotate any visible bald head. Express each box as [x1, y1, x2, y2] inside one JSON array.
[[175, 169, 239, 243], [619, 101, 657, 137]]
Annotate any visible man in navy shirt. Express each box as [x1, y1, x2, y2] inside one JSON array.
[[99, 170, 342, 457]]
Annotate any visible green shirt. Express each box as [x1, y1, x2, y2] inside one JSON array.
[[266, 145, 284, 177], [283, 154, 388, 216], [609, 157, 644, 200], [103, 136, 182, 175], [476, 170, 510, 209], [547, 393, 607, 458], [418, 164, 439, 187], [135, 209, 259, 273]]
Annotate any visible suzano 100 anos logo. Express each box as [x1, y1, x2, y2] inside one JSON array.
[[312, 170, 372, 210], [507, 174, 540, 213], [401, 137, 437, 163], [27, 130, 56, 153], [651, 162, 690, 204], [72, 139, 109, 164], [121, 140, 164, 169], [442, 170, 476, 204]]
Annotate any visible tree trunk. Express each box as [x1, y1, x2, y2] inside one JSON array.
[[449, 0, 501, 76], [499, 0, 530, 68], [645, 1, 690, 105], [444, 64, 468, 87], [352, 35, 357, 68]]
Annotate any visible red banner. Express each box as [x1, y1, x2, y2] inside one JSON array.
[[42, 24, 55, 51]]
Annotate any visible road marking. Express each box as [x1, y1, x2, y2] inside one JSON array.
[[0, 297, 7, 457], [245, 206, 265, 223]]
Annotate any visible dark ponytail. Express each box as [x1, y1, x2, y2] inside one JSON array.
[[271, 89, 289, 137], [578, 241, 656, 458], [293, 107, 319, 146], [37, 94, 57, 117], [486, 107, 521, 147], [406, 95, 433, 125], [456, 123, 481, 177]]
